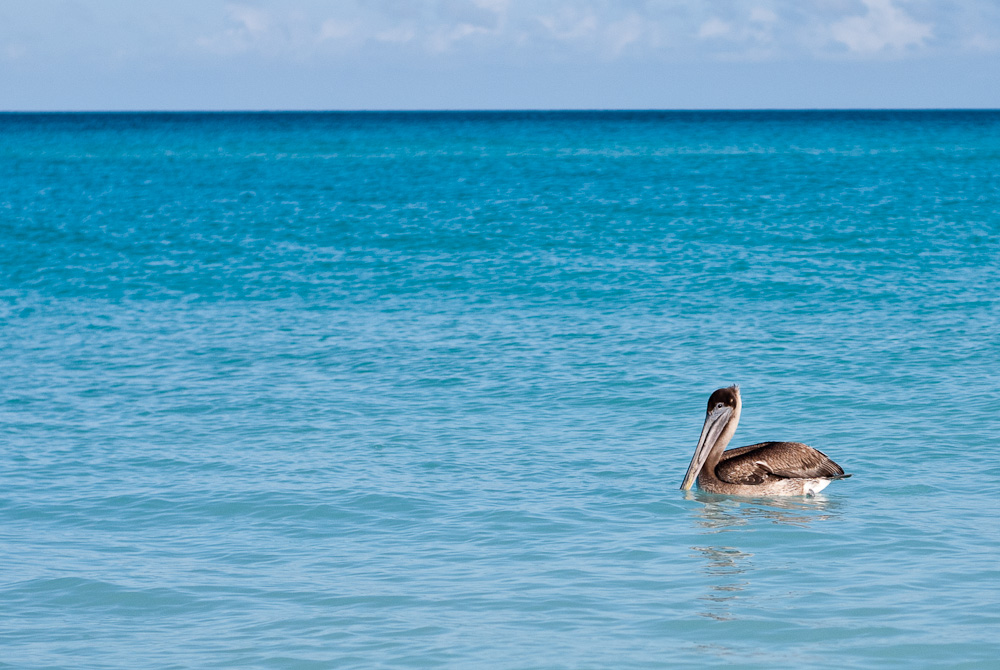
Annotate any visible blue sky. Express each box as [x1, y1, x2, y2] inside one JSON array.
[[1, 0, 998, 110]]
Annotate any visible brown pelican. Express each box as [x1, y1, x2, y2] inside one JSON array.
[[680, 386, 850, 496]]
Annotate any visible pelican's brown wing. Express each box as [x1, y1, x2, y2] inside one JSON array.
[[716, 442, 847, 485]]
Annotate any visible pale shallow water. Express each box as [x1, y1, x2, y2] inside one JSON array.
[[1, 111, 999, 669]]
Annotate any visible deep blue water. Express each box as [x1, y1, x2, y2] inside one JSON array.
[[1, 111, 999, 669]]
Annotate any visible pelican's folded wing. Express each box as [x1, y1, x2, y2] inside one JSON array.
[[717, 442, 846, 484]]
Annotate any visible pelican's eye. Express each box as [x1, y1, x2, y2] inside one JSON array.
[[716, 402, 725, 410]]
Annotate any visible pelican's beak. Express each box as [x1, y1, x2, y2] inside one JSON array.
[[680, 405, 733, 491]]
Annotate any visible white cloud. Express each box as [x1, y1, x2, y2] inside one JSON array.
[[196, 4, 273, 54], [537, 9, 598, 42], [425, 0, 509, 52], [181, 0, 966, 62], [375, 26, 417, 44], [696, 11, 775, 51], [318, 19, 358, 42], [965, 33, 1000, 52], [830, 0, 933, 53], [750, 7, 778, 25], [698, 18, 732, 39], [230, 5, 269, 36], [436, 0, 503, 31], [604, 12, 643, 56], [426, 22, 491, 52]]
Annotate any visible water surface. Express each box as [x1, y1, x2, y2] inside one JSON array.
[[1, 111, 999, 669]]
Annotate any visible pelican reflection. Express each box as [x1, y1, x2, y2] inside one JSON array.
[[690, 545, 753, 621], [687, 493, 842, 621]]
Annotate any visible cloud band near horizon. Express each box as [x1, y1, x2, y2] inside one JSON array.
[[1, 1, 998, 110]]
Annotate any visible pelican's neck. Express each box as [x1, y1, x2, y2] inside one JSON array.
[[702, 400, 741, 478]]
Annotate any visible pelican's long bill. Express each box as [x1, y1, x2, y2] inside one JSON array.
[[679, 405, 733, 491]]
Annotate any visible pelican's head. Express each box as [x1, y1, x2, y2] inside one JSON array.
[[680, 385, 742, 491]]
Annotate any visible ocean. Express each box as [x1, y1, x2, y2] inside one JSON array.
[[1, 111, 998, 669]]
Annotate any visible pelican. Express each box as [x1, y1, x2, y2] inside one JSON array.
[[680, 386, 850, 496]]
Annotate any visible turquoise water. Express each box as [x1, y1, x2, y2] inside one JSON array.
[[1, 111, 998, 669]]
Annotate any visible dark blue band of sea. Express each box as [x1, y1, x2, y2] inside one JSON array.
[[2, 110, 998, 669]]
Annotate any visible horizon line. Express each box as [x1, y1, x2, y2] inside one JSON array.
[[2, 107, 1000, 114]]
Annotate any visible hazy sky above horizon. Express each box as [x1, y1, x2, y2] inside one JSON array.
[[2, 0, 998, 110]]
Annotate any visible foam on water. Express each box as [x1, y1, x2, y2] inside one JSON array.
[[1, 111, 999, 669]]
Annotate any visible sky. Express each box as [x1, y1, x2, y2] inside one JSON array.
[[1, 0, 998, 110]]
